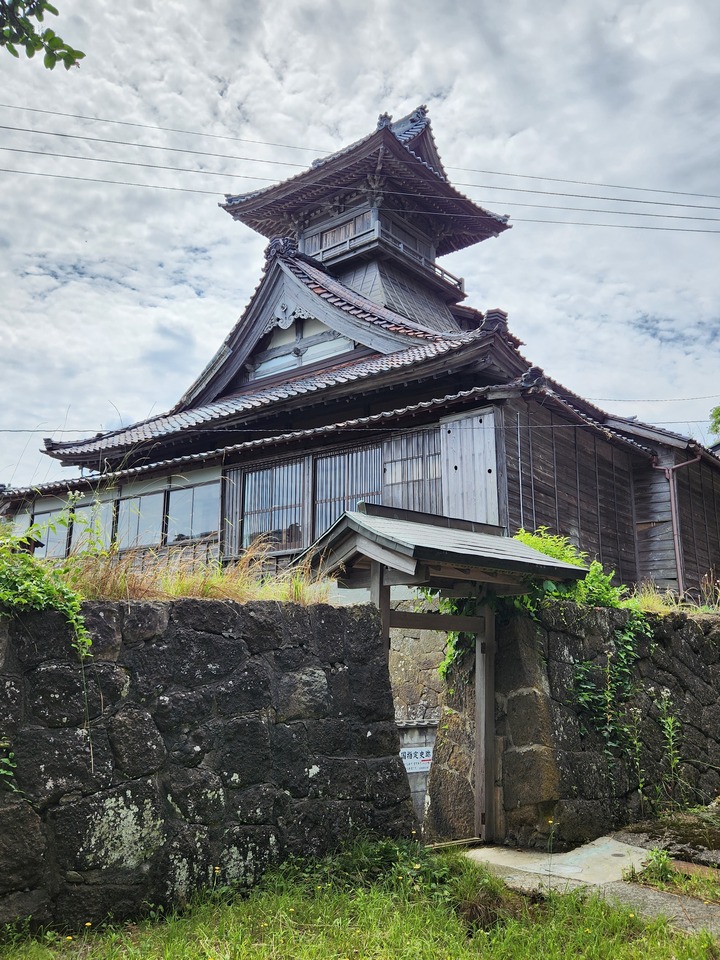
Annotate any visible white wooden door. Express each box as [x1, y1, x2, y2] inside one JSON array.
[[440, 408, 499, 523]]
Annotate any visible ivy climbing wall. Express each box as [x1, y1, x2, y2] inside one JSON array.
[[425, 603, 720, 849]]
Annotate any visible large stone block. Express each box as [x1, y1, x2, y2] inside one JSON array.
[[343, 604, 383, 665], [270, 722, 309, 797], [495, 618, 549, 693], [274, 666, 329, 722], [503, 746, 560, 809], [14, 726, 114, 808], [0, 675, 22, 735], [51, 778, 166, 872], [0, 797, 47, 895], [10, 611, 76, 668], [164, 765, 226, 824], [81, 603, 123, 661], [121, 601, 170, 646], [215, 657, 272, 716], [25, 661, 102, 727], [506, 688, 554, 749], [216, 716, 272, 788], [108, 707, 166, 778]]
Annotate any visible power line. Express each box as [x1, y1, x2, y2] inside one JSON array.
[[3, 166, 720, 232], [0, 102, 325, 153], [5, 146, 720, 224], [3, 121, 720, 213], [1, 145, 277, 186], [2, 100, 720, 203]]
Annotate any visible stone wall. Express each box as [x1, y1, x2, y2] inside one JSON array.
[[0, 600, 415, 927], [426, 603, 720, 849]]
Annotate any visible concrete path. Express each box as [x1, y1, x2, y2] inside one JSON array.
[[466, 836, 720, 936]]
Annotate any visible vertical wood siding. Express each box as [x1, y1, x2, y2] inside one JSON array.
[[502, 398, 639, 582], [314, 444, 383, 535], [675, 458, 720, 594], [382, 427, 442, 513], [440, 409, 499, 524]]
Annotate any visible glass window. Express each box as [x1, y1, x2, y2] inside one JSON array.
[[70, 501, 114, 551], [314, 445, 382, 536], [167, 482, 220, 543], [117, 493, 164, 549], [33, 510, 69, 558], [10, 511, 32, 538], [243, 460, 304, 550]]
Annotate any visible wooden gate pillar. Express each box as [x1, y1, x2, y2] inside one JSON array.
[[475, 606, 496, 841]]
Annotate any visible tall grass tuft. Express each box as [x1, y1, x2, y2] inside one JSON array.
[[54, 539, 332, 605]]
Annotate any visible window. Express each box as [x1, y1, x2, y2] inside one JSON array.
[[33, 510, 69, 558], [243, 460, 305, 550], [315, 445, 382, 535], [167, 482, 221, 543], [70, 500, 115, 551], [116, 493, 164, 549], [304, 210, 373, 256]]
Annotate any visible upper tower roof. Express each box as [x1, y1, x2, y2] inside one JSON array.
[[221, 106, 511, 257]]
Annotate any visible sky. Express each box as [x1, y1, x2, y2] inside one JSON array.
[[1, 0, 719, 490]]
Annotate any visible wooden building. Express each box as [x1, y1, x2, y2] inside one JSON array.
[[3, 106, 720, 594]]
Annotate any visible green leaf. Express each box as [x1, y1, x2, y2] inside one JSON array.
[[48, 36, 63, 49], [25, 44, 35, 57], [44, 2, 59, 14], [6, 42, 20, 57], [43, 51, 56, 68]]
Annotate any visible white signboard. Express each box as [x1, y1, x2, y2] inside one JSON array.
[[400, 747, 433, 774]]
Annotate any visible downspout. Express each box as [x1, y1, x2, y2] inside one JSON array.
[[651, 455, 701, 595]]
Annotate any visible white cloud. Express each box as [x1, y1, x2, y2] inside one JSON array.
[[1, 0, 718, 488]]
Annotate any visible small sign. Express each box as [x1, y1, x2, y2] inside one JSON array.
[[400, 747, 433, 774]]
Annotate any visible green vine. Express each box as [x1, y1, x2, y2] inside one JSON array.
[[0, 525, 91, 657], [573, 611, 651, 754]]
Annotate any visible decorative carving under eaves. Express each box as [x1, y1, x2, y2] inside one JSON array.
[[365, 174, 386, 207], [265, 236, 298, 261]]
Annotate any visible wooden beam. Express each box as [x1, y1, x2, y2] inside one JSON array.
[[475, 607, 496, 842], [355, 535, 417, 576], [388, 611, 486, 633], [369, 560, 391, 654]]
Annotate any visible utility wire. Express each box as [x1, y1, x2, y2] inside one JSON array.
[[2, 100, 719, 203], [0, 420, 716, 435], [4, 146, 720, 224], [2, 122, 720, 213], [4, 166, 720, 232]]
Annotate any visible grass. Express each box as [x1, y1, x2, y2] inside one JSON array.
[[630, 574, 720, 615], [1, 840, 717, 960], [624, 846, 720, 906], [52, 540, 332, 606]]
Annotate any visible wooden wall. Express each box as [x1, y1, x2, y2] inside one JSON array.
[[632, 450, 677, 590], [500, 398, 639, 583], [675, 456, 720, 595]]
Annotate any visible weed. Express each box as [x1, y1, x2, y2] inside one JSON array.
[[0, 737, 20, 794]]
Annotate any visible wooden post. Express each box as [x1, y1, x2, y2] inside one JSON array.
[[474, 606, 496, 841], [369, 560, 390, 655]]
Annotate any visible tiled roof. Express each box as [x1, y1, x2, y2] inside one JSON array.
[[10, 383, 523, 500], [225, 106, 444, 210], [284, 254, 463, 340], [44, 335, 487, 461]]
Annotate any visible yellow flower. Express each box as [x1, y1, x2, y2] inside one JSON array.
[[629, 913, 635, 918], [85, 922, 92, 927], [289, 907, 295, 912], [548, 819, 554, 824], [412, 863, 421, 869], [66, 936, 73, 941]]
